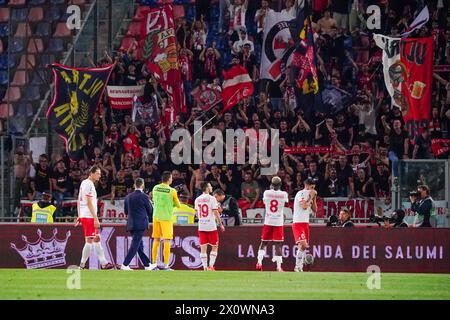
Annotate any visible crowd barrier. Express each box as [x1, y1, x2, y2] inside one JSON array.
[[19, 197, 449, 227], [2, 224, 450, 273]]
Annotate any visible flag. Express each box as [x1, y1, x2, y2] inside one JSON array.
[[46, 63, 113, 160], [291, 4, 319, 94], [221, 65, 254, 112], [431, 139, 450, 157], [107, 85, 145, 110], [374, 34, 433, 138], [190, 86, 222, 111], [260, 11, 294, 81], [401, 6, 429, 38], [132, 94, 159, 125], [139, 5, 186, 116]]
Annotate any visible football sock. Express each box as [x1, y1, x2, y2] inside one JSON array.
[[257, 249, 265, 264], [152, 239, 160, 264], [163, 240, 171, 266], [200, 253, 208, 269], [80, 243, 91, 265], [93, 242, 107, 266], [272, 255, 282, 269], [296, 249, 305, 267], [209, 252, 217, 267]]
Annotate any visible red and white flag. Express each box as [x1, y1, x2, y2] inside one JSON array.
[[221, 65, 254, 112]]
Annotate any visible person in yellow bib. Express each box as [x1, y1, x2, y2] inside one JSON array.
[[31, 191, 56, 223], [172, 191, 196, 224], [149, 171, 181, 271]]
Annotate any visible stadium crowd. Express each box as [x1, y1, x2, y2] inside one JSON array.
[[12, 0, 450, 220]]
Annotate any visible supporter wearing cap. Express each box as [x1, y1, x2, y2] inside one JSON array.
[[31, 190, 56, 224]]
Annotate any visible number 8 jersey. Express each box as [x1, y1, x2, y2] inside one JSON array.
[[263, 190, 289, 226], [195, 194, 219, 231]]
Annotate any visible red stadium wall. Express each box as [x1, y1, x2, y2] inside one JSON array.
[[2, 224, 450, 273]]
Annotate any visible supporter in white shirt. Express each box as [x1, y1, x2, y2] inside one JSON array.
[[232, 29, 254, 55]]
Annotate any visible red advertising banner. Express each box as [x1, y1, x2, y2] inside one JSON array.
[[2, 224, 450, 273]]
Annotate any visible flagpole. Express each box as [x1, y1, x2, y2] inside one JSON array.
[[193, 113, 217, 136]]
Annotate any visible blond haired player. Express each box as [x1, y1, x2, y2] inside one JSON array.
[[256, 176, 289, 272], [292, 178, 317, 272], [195, 182, 225, 271], [77, 165, 114, 270]]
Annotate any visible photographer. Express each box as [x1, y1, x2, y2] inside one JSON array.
[[338, 208, 354, 227], [410, 185, 434, 228], [383, 209, 408, 228]]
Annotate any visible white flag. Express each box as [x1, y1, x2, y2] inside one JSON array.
[[400, 6, 429, 38]]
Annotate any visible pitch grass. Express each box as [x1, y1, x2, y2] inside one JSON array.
[[0, 269, 449, 300]]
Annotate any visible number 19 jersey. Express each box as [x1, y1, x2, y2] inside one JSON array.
[[195, 194, 219, 232], [263, 190, 289, 226]]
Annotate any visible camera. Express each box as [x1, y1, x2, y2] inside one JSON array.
[[369, 214, 395, 225], [326, 215, 339, 227], [409, 190, 419, 197]]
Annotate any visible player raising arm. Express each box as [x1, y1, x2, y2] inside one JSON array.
[[77, 166, 114, 270], [256, 176, 289, 272], [292, 178, 317, 272], [195, 182, 225, 271]]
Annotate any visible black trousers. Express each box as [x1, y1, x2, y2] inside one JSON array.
[[123, 230, 151, 267]]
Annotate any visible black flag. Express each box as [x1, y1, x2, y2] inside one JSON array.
[[46, 63, 113, 160]]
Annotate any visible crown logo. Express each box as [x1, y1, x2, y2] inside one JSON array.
[[11, 229, 71, 269]]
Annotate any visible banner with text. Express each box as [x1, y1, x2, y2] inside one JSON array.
[[3, 225, 450, 273], [107, 85, 145, 110]]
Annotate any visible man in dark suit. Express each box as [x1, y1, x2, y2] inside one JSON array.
[[120, 178, 153, 270]]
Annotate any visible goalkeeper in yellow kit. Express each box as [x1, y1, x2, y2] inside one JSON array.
[[149, 171, 181, 271]]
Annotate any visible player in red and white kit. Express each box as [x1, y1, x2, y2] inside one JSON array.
[[256, 176, 289, 272], [292, 178, 317, 272], [76, 165, 114, 270], [195, 182, 225, 271]]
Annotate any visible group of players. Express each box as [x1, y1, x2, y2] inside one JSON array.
[[75, 166, 317, 272]]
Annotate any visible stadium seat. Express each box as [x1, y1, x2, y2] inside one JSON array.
[[11, 70, 28, 86], [28, 7, 44, 23], [0, 39, 3, 55], [23, 86, 41, 101], [16, 102, 33, 117], [126, 22, 141, 37], [0, 70, 8, 86], [11, 38, 25, 54], [0, 8, 10, 23], [27, 38, 44, 54], [29, 0, 47, 5], [50, 0, 66, 4], [2, 86, 21, 103], [36, 22, 51, 37], [45, 6, 61, 22], [0, 24, 9, 37], [0, 54, 16, 69], [53, 22, 72, 37], [31, 70, 47, 85], [0, 103, 14, 119], [11, 8, 28, 22], [8, 0, 26, 6], [17, 54, 36, 70], [14, 22, 33, 38], [48, 38, 64, 53], [40, 53, 56, 66], [119, 37, 136, 52]]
